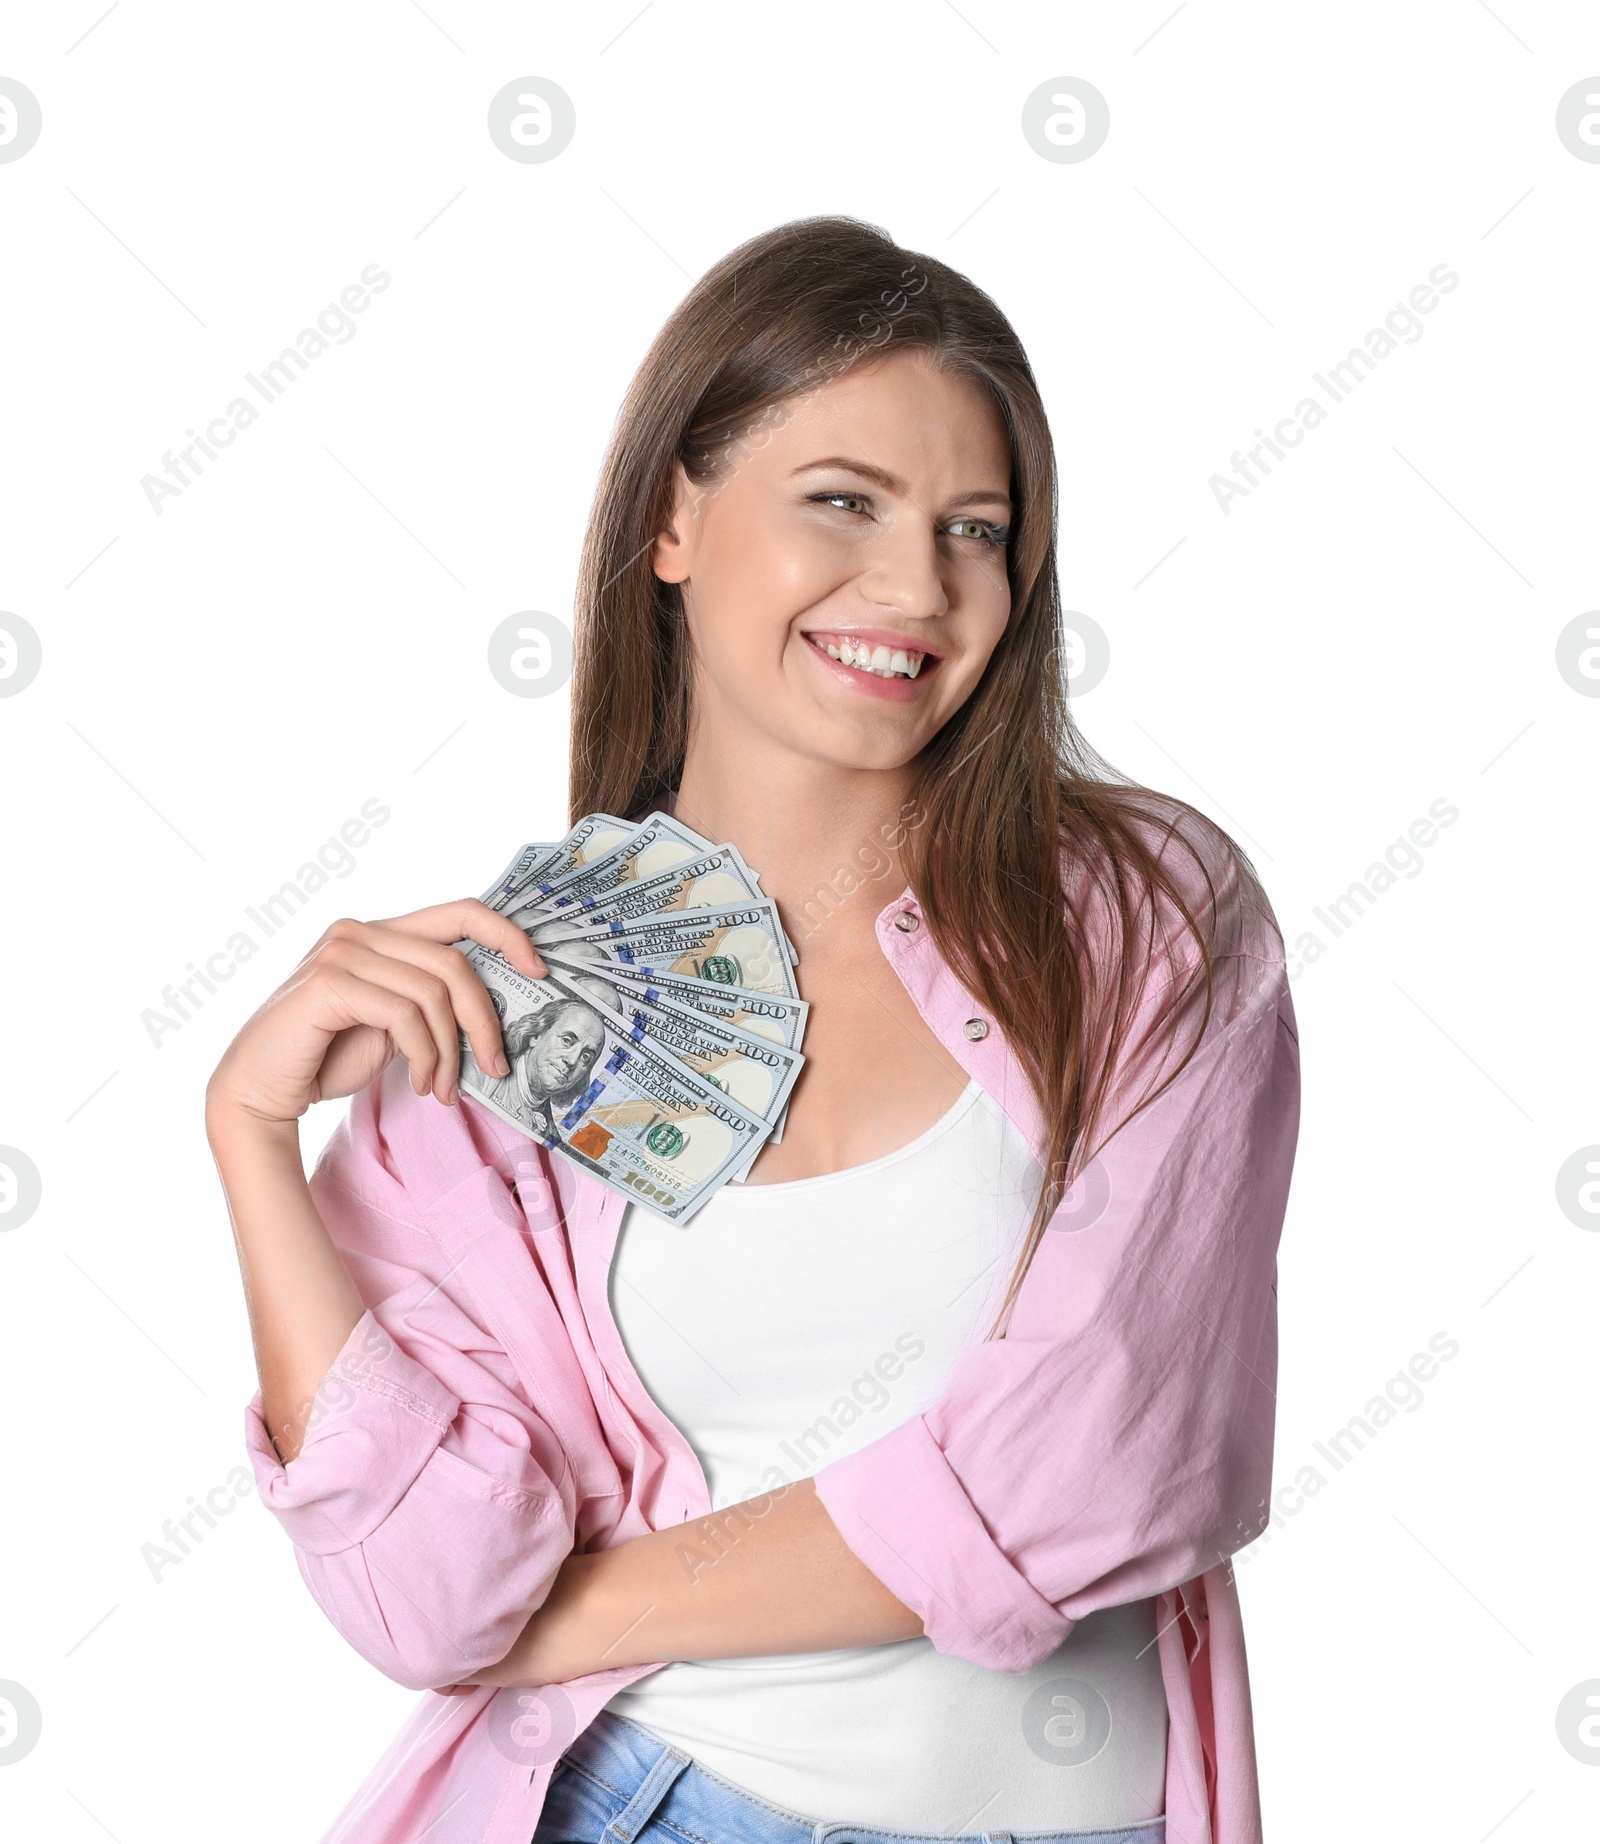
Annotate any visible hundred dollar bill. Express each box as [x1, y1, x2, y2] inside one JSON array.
[[517, 846, 760, 935], [541, 949, 806, 1150], [685, 837, 799, 966], [480, 841, 561, 909], [496, 813, 636, 909], [529, 812, 725, 908], [525, 811, 799, 966], [522, 902, 799, 999], [453, 943, 772, 1224], [540, 950, 810, 1049], [700, 845, 799, 966], [548, 962, 805, 1129]]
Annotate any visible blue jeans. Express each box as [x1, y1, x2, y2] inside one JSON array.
[[533, 1709, 1167, 1844]]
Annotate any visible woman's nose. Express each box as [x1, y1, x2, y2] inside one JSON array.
[[856, 517, 950, 622]]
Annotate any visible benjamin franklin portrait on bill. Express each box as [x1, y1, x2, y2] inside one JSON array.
[[469, 989, 608, 1142]]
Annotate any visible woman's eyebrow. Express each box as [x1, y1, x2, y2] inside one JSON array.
[[790, 455, 1011, 509]]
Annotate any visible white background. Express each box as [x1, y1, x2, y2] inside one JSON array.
[[1, 3, 1596, 1839]]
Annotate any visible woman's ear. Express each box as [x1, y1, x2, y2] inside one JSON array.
[[649, 460, 699, 584]]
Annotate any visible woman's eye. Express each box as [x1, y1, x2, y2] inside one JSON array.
[[947, 516, 1009, 545], [809, 493, 1006, 546]]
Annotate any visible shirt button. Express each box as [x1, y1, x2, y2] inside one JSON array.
[[893, 911, 919, 932], [963, 1017, 989, 1041]]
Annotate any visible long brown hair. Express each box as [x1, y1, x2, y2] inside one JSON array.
[[569, 215, 1276, 1337]]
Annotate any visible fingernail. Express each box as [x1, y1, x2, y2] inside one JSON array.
[[494, 1052, 509, 1076]]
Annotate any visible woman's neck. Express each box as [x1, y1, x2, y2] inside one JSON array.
[[672, 738, 920, 953]]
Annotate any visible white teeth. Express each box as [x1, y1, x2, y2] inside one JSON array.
[[809, 634, 928, 679]]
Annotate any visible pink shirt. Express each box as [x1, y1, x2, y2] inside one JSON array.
[[244, 801, 1301, 1844]]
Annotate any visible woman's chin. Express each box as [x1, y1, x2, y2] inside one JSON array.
[[766, 716, 926, 774]]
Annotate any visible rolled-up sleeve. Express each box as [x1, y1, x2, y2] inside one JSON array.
[[812, 937, 1301, 1674], [243, 1078, 579, 1693]]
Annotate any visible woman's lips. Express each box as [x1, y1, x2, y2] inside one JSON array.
[[800, 626, 936, 697]]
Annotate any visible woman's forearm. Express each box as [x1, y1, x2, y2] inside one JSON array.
[[573, 1477, 923, 1668], [206, 1107, 365, 1464]]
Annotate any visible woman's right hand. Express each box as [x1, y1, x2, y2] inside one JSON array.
[[204, 899, 549, 1135]]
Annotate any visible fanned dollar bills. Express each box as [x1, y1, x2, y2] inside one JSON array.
[[453, 811, 808, 1223]]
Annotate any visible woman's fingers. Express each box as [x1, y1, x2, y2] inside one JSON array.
[[315, 964, 453, 1100], [372, 897, 550, 980], [351, 911, 548, 1078], [360, 901, 556, 1094], [218, 892, 552, 1121], [207, 898, 559, 1129], [314, 932, 488, 1103]]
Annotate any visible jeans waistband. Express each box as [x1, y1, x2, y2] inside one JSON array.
[[553, 1708, 1167, 1844]]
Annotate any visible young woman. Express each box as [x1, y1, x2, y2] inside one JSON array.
[[207, 217, 1300, 1844]]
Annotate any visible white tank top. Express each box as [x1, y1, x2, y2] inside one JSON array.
[[601, 1078, 1169, 1832]]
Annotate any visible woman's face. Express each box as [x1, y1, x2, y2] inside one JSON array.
[[651, 346, 1014, 773]]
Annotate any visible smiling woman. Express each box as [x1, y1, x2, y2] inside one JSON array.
[[648, 349, 1013, 746], [209, 214, 1300, 1844]]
